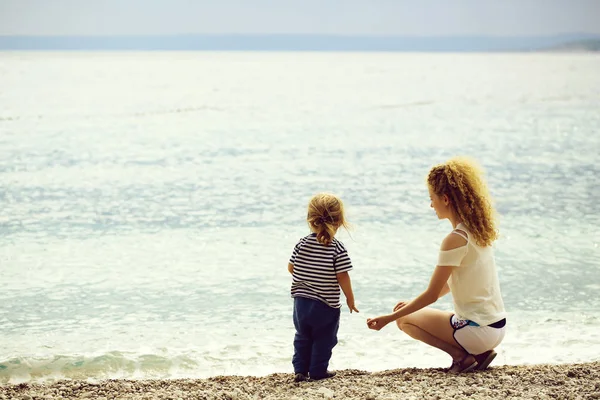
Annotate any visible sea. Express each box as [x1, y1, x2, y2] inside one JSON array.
[[1, 51, 599, 384]]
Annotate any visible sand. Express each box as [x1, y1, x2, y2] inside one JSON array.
[[1, 362, 599, 400]]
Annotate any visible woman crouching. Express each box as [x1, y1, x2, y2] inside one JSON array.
[[367, 156, 507, 373]]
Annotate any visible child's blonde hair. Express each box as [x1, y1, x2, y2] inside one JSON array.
[[427, 156, 498, 247], [307, 193, 349, 246]]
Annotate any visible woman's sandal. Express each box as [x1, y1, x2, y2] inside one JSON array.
[[448, 354, 478, 374], [475, 350, 497, 370]]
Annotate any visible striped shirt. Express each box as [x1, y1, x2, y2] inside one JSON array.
[[289, 233, 353, 308]]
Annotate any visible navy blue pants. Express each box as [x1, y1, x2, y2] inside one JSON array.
[[292, 296, 340, 377]]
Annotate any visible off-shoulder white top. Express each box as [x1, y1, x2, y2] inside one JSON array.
[[437, 223, 506, 325]]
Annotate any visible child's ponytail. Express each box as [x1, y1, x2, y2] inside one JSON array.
[[307, 193, 349, 246]]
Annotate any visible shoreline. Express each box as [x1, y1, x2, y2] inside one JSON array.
[[2, 361, 599, 400]]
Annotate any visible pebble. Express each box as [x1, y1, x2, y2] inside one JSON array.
[[317, 387, 334, 398]]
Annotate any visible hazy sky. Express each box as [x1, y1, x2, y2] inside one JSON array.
[[1, 0, 599, 36]]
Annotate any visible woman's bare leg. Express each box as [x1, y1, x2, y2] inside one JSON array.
[[396, 307, 475, 366]]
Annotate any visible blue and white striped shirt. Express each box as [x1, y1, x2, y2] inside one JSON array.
[[289, 233, 353, 308]]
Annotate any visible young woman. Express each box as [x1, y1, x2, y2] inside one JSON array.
[[367, 157, 506, 373]]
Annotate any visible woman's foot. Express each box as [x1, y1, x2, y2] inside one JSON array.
[[448, 354, 478, 374], [474, 350, 497, 370]]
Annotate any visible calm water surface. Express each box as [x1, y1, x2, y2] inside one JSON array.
[[0, 51, 599, 383]]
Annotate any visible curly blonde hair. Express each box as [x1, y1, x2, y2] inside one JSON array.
[[307, 193, 349, 246], [427, 157, 498, 247]]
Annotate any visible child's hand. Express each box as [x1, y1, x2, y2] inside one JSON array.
[[347, 299, 359, 313]]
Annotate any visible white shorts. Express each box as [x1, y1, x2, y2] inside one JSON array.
[[450, 314, 506, 355]]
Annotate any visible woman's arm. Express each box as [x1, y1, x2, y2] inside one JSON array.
[[367, 265, 453, 329], [288, 263, 294, 274], [438, 282, 450, 298], [367, 232, 464, 330]]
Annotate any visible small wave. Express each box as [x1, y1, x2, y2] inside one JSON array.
[[0, 352, 200, 384], [373, 101, 435, 110], [0, 115, 23, 121], [0, 105, 221, 123], [129, 105, 222, 117]]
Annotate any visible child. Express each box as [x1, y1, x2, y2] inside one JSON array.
[[287, 193, 359, 382]]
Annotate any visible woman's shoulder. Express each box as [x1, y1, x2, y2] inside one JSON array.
[[440, 231, 468, 251]]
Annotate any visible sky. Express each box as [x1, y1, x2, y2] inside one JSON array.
[[0, 0, 599, 37]]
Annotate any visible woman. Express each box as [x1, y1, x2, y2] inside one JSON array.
[[367, 157, 506, 373]]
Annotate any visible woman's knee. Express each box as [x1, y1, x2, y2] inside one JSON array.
[[395, 309, 445, 333], [396, 316, 409, 331]]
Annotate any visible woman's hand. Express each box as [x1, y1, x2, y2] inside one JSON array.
[[367, 300, 409, 330], [393, 300, 408, 312], [366, 315, 393, 331]]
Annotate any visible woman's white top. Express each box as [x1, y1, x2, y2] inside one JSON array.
[[437, 223, 506, 326]]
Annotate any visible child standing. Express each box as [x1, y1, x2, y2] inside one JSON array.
[[288, 193, 359, 382]]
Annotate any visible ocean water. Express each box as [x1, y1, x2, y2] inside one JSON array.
[[0, 51, 599, 384]]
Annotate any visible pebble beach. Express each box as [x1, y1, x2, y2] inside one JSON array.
[[2, 362, 599, 400]]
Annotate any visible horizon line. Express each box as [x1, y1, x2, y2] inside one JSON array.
[[1, 32, 600, 38]]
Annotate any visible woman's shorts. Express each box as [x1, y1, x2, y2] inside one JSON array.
[[450, 314, 506, 355]]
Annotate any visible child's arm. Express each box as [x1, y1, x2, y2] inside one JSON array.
[[337, 272, 359, 313], [288, 263, 294, 274]]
